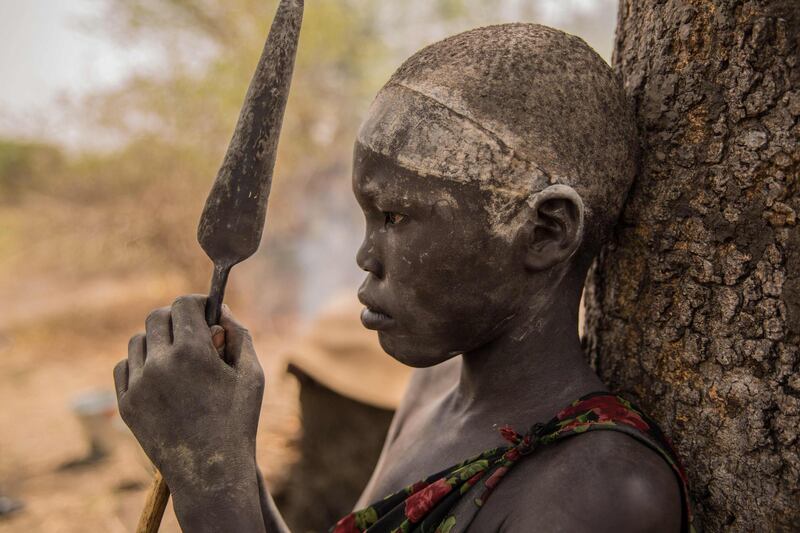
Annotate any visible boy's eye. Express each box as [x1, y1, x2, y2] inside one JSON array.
[[384, 211, 406, 226]]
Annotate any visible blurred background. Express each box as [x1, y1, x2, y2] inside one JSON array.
[[0, 1, 616, 531]]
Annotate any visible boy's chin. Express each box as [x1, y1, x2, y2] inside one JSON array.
[[377, 332, 461, 368]]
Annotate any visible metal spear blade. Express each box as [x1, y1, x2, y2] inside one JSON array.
[[196, 0, 303, 324], [198, 0, 303, 263]]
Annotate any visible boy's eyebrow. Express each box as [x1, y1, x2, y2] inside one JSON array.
[[362, 186, 400, 206], [356, 181, 400, 208], [359, 178, 444, 209], [358, 180, 382, 200]]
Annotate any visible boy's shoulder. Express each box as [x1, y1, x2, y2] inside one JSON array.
[[388, 363, 684, 532], [480, 429, 683, 533]]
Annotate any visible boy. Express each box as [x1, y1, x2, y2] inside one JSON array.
[[115, 23, 690, 532]]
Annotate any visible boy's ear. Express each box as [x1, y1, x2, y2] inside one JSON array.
[[520, 184, 585, 271]]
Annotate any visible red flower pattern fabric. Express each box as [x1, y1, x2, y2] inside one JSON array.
[[332, 513, 358, 533], [405, 478, 452, 523], [557, 394, 650, 431], [330, 392, 694, 533]]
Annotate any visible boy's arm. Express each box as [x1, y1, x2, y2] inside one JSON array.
[[505, 432, 681, 533], [257, 467, 291, 533], [171, 471, 266, 533], [114, 295, 284, 532]]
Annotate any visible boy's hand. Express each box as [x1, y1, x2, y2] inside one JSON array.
[[113, 295, 265, 500]]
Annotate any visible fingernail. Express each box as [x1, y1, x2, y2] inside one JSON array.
[[210, 325, 226, 349]]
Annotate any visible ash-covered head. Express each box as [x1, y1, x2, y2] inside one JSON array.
[[357, 23, 637, 248]]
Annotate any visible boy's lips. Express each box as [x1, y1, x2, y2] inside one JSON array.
[[357, 293, 394, 330], [360, 306, 394, 330]]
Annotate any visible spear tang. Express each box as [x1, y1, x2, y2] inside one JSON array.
[[136, 1, 304, 531]]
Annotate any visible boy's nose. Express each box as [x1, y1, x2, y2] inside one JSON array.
[[356, 242, 384, 279]]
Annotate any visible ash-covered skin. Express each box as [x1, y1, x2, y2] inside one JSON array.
[[351, 25, 682, 532], [115, 22, 683, 533], [353, 142, 587, 367], [358, 23, 637, 246]]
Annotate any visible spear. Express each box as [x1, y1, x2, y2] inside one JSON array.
[[136, 1, 303, 531]]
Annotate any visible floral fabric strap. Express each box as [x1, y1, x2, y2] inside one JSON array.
[[331, 391, 694, 533]]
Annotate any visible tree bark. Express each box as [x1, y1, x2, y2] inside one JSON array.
[[584, 1, 800, 531]]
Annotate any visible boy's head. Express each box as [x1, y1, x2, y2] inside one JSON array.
[[353, 23, 637, 366]]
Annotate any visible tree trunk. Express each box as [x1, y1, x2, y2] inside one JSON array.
[[584, 1, 799, 531]]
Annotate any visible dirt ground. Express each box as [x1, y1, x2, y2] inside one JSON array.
[[0, 273, 301, 532]]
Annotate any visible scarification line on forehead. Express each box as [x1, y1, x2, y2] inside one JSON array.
[[357, 83, 557, 190], [357, 83, 563, 242], [390, 80, 556, 183]]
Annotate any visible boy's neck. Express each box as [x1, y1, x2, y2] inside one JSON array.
[[453, 285, 605, 424]]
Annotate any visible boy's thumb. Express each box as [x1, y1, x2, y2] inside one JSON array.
[[210, 325, 226, 356]]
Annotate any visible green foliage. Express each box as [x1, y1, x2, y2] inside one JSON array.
[[0, 140, 63, 200], [1, 0, 399, 301], [4, 0, 615, 314]]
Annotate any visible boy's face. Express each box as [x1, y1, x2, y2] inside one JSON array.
[[353, 139, 532, 367]]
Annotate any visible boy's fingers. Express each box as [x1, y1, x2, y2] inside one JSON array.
[[219, 305, 253, 367], [145, 307, 172, 350], [171, 294, 210, 344], [210, 325, 226, 357], [113, 359, 129, 399], [127, 333, 146, 384]]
